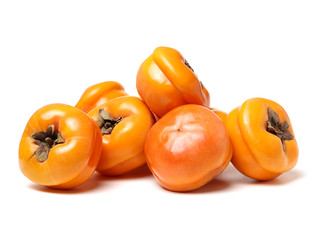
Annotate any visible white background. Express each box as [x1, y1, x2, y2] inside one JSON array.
[[1, 1, 325, 239]]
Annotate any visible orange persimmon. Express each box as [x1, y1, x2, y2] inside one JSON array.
[[226, 98, 299, 180], [88, 96, 155, 176], [210, 108, 228, 124], [136, 46, 210, 118], [145, 104, 232, 192], [19, 104, 102, 189], [75, 81, 127, 113]]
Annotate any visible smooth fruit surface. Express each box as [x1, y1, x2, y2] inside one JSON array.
[[19, 104, 102, 189], [145, 104, 232, 191]]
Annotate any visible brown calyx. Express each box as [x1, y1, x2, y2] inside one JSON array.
[[184, 59, 203, 90], [184, 59, 194, 72], [267, 108, 294, 151], [31, 125, 64, 162], [96, 108, 123, 135]]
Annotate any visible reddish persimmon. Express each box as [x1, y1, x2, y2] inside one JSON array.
[[145, 104, 232, 192]]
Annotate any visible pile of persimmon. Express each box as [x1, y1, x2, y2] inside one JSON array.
[[19, 46, 299, 192]]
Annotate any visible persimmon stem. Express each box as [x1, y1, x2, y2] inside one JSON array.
[[267, 108, 294, 151], [31, 125, 64, 162], [96, 109, 123, 135]]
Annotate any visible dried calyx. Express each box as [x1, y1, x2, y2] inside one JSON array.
[[31, 125, 64, 162], [184, 59, 203, 89], [184, 59, 194, 72], [96, 108, 123, 135], [267, 108, 294, 150]]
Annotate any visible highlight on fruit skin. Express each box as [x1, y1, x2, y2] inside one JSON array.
[[226, 97, 299, 181]]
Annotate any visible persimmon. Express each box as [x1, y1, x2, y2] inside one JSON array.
[[88, 96, 155, 176], [75, 81, 127, 113], [136, 46, 210, 118], [145, 104, 232, 192], [210, 108, 228, 124], [19, 104, 102, 189], [226, 98, 299, 180]]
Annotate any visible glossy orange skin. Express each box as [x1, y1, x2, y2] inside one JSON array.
[[145, 104, 232, 192], [88, 96, 155, 176], [136, 46, 210, 118], [75, 81, 127, 113], [19, 104, 102, 189], [210, 107, 233, 154], [210, 108, 228, 124], [226, 98, 299, 180]]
